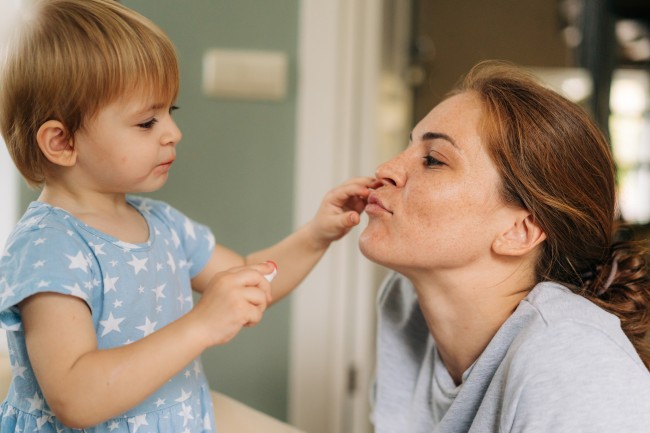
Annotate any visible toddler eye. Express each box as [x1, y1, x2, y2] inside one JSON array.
[[423, 155, 444, 167], [138, 118, 158, 129]]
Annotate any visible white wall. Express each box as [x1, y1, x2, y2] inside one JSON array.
[[0, 140, 16, 355], [0, 0, 22, 249], [0, 145, 18, 250]]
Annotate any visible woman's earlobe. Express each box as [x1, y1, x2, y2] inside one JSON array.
[[36, 120, 76, 167], [493, 212, 547, 257]]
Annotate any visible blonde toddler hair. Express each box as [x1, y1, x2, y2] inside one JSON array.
[[0, 0, 179, 187]]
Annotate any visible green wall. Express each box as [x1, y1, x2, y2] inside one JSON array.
[[123, 1, 299, 420], [21, 0, 300, 421]]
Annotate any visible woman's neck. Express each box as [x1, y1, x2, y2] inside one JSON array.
[[408, 262, 535, 385]]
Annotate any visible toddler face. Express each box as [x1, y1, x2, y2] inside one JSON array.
[[71, 93, 182, 194]]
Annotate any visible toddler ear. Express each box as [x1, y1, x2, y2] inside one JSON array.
[[492, 211, 546, 257], [36, 120, 76, 167]]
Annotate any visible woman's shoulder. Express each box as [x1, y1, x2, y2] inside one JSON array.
[[498, 284, 650, 429], [522, 281, 620, 329], [508, 281, 649, 377]]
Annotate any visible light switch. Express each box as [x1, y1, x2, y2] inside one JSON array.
[[202, 49, 288, 101]]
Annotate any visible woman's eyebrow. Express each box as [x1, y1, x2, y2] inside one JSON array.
[[422, 131, 457, 148], [409, 131, 458, 148]]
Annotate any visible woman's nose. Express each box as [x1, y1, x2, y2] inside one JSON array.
[[375, 153, 406, 187]]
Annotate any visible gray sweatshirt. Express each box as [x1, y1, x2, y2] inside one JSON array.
[[372, 274, 650, 433]]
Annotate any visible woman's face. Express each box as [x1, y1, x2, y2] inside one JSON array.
[[359, 92, 519, 277]]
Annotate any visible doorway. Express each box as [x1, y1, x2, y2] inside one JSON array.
[[289, 0, 412, 432]]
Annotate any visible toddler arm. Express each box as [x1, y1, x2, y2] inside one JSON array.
[[193, 177, 379, 303], [20, 263, 272, 428]]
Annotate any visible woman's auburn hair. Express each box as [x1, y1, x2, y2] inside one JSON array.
[[455, 60, 650, 368], [0, 0, 180, 187]]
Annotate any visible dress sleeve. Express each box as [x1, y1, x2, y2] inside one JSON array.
[[0, 226, 100, 332]]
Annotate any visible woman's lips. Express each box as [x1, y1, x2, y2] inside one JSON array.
[[365, 193, 392, 214]]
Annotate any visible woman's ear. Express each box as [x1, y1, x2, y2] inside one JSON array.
[[492, 211, 546, 257], [36, 120, 76, 167]]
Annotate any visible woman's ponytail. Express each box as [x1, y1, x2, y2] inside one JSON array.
[[583, 235, 650, 368]]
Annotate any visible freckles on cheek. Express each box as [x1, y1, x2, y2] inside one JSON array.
[[406, 188, 439, 227]]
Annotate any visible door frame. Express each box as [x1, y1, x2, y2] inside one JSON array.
[[288, 0, 384, 432]]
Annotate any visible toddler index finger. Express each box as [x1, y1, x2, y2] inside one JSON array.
[[347, 176, 381, 189]]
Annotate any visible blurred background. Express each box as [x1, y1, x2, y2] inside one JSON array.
[[0, 1, 649, 432]]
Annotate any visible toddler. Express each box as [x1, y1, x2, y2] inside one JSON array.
[[0, 0, 378, 431]]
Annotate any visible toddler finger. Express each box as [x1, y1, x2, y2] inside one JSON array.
[[245, 262, 275, 302], [243, 300, 267, 327], [244, 285, 270, 308]]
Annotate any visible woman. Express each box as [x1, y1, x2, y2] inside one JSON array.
[[359, 61, 650, 432]]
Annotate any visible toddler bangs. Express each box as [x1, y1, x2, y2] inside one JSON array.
[[48, 0, 180, 122], [0, 0, 179, 186]]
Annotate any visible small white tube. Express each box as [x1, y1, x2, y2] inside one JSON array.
[[265, 260, 278, 282]]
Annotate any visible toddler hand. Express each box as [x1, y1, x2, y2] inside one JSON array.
[[190, 262, 275, 346], [307, 177, 381, 247]]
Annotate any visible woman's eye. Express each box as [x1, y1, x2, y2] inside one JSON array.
[[138, 118, 158, 129], [169, 105, 179, 114], [423, 155, 444, 167]]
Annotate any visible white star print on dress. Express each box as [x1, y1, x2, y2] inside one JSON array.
[[136, 317, 157, 337], [127, 414, 148, 433], [152, 284, 166, 301], [100, 313, 126, 337], [63, 283, 89, 300], [0, 282, 15, 302], [127, 255, 148, 275], [66, 250, 90, 273], [104, 275, 119, 293], [10, 360, 26, 379], [89, 241, 106, 255], [0, 196, 216, 432]]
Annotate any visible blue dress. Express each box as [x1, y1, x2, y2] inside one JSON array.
[[0, 197, 216, 432]]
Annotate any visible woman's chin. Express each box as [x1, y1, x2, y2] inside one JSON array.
[[358, 240, 373, 262], [358, 232, 387, 266]]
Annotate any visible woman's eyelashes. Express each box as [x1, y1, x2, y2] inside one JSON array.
[[423, 154, 445, 167]]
